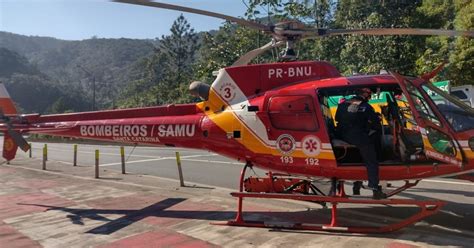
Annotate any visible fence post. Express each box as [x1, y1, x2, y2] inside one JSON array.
[[42, 146, 46, 170], [44, 144, 48, 161], [175, 152, 185, 187], [120, 146, 125, 174], [95, 149, 99, 178], [29, 143, 32, 158], [73, 144, 78, 166]]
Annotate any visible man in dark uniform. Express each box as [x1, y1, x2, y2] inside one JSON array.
[[335, 88, 386, 199]]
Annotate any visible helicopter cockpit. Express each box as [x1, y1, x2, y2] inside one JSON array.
[[319, 84, 426, 165], [319, 77, 474, 167]]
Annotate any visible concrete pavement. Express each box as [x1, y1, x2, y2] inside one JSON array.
[[1, 157, 472, 247]]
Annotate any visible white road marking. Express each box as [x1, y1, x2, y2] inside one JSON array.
[[44, 147, 160, 158], [423, 179, 473, 186], [98, 154, 215, 167], [182, 159, 244, 165], [32, 146, 218, 159], [99, 158, 168, 166], [30, 142, 205, 152], [43, 154, 222, 167]]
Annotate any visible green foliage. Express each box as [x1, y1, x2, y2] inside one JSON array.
[[245, 0, 335, 27], [2, 74, 88, 113], [446, 0, 474, 85], [0, 47, 89, 113], [49, 97, 73, 113], [0, 48, 39, 77], [195, 23, 276, 82], [333, 0, 425, 75], [0, 31, 155, 110], [1, 1, 472, 114], [245, 0, 472, 83], [117, 15, 201, 107]]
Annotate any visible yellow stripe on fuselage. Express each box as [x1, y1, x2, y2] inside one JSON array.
[[198, 88, 335, 159]]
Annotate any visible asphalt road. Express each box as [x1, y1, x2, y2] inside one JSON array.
[[16, 141, 474, 241], [28, 141, 253, 189]]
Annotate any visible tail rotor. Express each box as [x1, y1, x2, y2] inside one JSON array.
[[0, 82, 30, 161]]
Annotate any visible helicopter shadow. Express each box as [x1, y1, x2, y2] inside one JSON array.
[[17, 196, 473, 246], [18, 198, 234, 235]]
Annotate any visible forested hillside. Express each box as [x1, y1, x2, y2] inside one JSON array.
[[0, 0, 472, 114], [0, 31, 155, 112]]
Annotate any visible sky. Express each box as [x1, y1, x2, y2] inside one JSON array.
[[0, 0, 250, 40]]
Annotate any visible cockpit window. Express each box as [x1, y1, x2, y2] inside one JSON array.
[[422, 83, 474, 132], [405, 82, 441, 126]]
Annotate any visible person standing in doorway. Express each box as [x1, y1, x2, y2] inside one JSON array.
[[335, 88, 386, 199]]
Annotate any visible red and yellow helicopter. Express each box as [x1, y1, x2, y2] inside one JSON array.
[[1, 0, 473, 233]]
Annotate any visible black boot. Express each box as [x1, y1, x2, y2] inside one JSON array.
[[352, 181, 362, 195], [372, 186, 387, 200]]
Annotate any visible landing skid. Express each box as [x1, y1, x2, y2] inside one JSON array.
[[212, 164, 446, 233]]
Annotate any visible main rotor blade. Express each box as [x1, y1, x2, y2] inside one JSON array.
[[113, 0, 270, 32], [305, 28, 474, 38]]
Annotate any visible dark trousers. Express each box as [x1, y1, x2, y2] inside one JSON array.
[[357, 143, 380, 189], [341, 131, 380, 189]]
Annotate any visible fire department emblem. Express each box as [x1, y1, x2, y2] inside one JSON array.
[[276, 134, 296, 155], [302, 135, 321, 157], [4, 138, 14, 151]]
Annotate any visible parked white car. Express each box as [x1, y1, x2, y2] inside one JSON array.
[[451, 85, 474, 107]]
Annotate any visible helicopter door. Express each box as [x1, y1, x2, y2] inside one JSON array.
[[392, 72, 463, 167], [263, 94, 335, 168]]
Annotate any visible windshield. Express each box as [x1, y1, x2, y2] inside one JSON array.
[[422, 83, 474, 132], [405, 82, 441, 126]]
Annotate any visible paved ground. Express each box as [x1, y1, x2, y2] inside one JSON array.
[[1, 145, 473, 247]]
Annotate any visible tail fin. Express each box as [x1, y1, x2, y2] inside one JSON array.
[[0, 82, 17, 115], [0, 82, 25, 161]]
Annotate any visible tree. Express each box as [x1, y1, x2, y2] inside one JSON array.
[[245, 0, 335, 28], [415, 0, 455, 82], [333, 0, 426, 75], [195, 23, 276, 82], [49, 97, 72, 113], [153, 14, 200, 104], [447, 0, 473, 85], [0, 48, 39, 77], [159, 14, 200, 79], [118, 15, 201, 107]]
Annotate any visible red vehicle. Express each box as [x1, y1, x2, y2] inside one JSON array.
[[1, 0, 473, 233]]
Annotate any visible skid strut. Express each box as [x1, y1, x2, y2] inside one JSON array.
[[213, 165, 446, 233]]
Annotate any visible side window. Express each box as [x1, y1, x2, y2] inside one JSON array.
[[422, 84, 474, 132], [426, 127, 456, 156], [268, 95, 318, 131], [405, 82, 441, 126]]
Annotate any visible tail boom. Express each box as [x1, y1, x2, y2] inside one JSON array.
[[12, 104, 207, 150]]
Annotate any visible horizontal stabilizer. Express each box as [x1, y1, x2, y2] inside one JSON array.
[[7, 128, 30, 152]]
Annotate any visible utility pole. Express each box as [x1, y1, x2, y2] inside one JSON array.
[[77, 65, 96, 111]]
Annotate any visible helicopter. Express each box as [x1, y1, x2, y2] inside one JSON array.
[[1, 0, 473, 233]]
